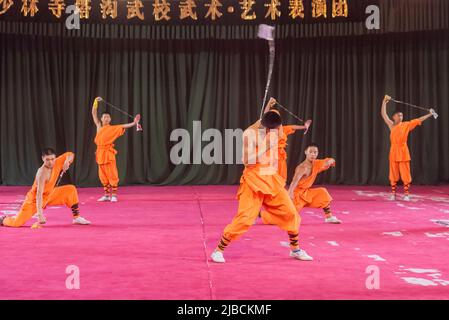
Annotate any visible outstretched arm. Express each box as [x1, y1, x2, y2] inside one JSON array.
[[287, 120, 312, 132], [121, 114, 141, 129], [418, 111, 433, 123], [91, 97, 102, 128], [381, 95, 394, 129], [288, 165, 306, 199]]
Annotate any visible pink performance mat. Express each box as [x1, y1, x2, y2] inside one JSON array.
[[1, 185, 449, 300]]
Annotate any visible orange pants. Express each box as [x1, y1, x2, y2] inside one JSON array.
[[223, 182, 299, 241], [98, 160, 119, 188], [293, 187, 332, 211], [2, 185, 79, 228], [278, 159, 287, 181], [389, 161, 412, 186]]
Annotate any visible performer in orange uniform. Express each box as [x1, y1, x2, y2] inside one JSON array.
[[210, 98, 313, 263], [262, 100, 312, 181], [0, 148, 90, 228], [277, 124, 310, 180], [275, 143, 342, 224], [381, 95, 434, 201], [92, 97, 140, 202]]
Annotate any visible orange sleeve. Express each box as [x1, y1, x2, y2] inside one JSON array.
[[55, 152, 75, 168], [408, 119, 422, 131], [109, 125, 126, 140], [283, 125, 296, 136], [317, 158, 335, 173]]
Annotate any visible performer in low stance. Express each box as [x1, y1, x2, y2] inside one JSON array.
[[0, 148, 90, 228], [281, 143, 341, 224]]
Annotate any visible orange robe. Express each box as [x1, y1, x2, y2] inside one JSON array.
[[222, 122, 299, 242], [2, 152, 79, 228], [389, 119, 422, 186], [278, 125, 296, 181], [292, 159, 334, 211], [94, 125, 125, 189]]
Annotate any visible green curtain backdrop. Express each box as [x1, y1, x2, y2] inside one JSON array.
[[1, 1, 448, 187], [1, 30, 448, 187]]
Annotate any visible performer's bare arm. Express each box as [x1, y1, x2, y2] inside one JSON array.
[[288, 165, 306, 199], [325, 158, 336, 168], [288, 120, 312, 131], [263, 97, 277, 114], [91, 97, 102, 129], [63, 153, 74, 172], [418, 111, 434, 123], [121, 114, 141, 129], [381, 95, 394, 130], [35, 169, 47, 224]]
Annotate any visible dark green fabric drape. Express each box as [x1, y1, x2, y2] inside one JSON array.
[[1, 29, 448, 187]]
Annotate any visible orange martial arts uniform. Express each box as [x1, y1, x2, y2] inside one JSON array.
[[278, 125, 296, 181], [94, 124, 126, 195], [262, 159, 334, 225], [2, 153, 80, 228], [291, 159, 335, 213], [217, 122, 300, 252], [389, 119, 422, 194]]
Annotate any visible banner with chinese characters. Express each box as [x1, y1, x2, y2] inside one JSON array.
[[0, 0, 376, 24]]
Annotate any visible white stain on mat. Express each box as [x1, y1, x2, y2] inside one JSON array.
[[327, 241, 339, 247], [435, 280, 449, 286], [439, 209, 449, 214], [396, 203, 422, 210], [382, 231, 403, 237], [354, 190, 391, 199], [402, 278, 438, 286], [431, 220, 449, 227], [0, 210, 18, 215], [404, 268, 439, 274], [340, 211, 350, 215], [280, 241, 289, 248], [399, 267, 449, 287], [429, 197, 449, 203], [425, 232, 449, 238], [365, 255, 386, 262]]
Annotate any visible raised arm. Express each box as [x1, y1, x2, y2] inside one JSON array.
[[91, 97, 102, 129], [381, 95, 394, 129], [55, 152, 75, 171], [263, 97, 277, 114], [288, 165, 306, 199], [35, 169, 47, 224], [62, 152, 75, 173]]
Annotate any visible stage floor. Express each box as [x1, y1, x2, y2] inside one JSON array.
[[1, 185, 449, 300]]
